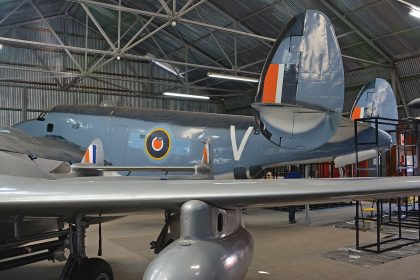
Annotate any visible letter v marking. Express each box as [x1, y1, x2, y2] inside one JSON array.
[[230, 126, 253, 161]]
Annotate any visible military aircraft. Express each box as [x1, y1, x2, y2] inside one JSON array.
[[15, 92, 393, 179], [1, 10, 417, 280]]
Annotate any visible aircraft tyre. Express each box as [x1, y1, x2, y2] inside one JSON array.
[[70, 258, 114, 280]]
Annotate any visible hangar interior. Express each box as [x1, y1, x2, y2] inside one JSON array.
[[2, 1, 420, 280], [0, 0, 419, 125]]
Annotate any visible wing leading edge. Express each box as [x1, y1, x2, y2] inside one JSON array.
[[1, 175, 420, 216]]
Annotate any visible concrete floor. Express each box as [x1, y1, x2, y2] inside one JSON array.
[[2, 206, 420, 280]]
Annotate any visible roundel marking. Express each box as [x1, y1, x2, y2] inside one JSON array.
[[152, 137, 164, 152], [145, 128, 171, 160]]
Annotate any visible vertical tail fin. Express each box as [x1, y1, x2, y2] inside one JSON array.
[[252, 10, 344, 150], [350, 78, 398, 131], [194, 138, 213, 178], [201, 139, 210, 165], [81, 138, 104, 165]]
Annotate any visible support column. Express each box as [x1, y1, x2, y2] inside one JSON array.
[[21, 88, 28, 122], [376, 199, 382, 253], [356, 201, 360, 249], [304, 165, 312, 225], [391, 69, 410, 118]]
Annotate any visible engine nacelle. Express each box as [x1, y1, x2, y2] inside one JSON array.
[[143, 200, 253, 280]]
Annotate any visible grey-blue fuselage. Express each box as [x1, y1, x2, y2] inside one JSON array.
[[15, 106, 391, 178]]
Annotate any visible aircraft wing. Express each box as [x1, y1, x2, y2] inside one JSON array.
[[1, 175, 420, 216], [0, 126, 83, 163]]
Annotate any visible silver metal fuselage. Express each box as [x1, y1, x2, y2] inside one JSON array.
[[15, 105, 390, 178]]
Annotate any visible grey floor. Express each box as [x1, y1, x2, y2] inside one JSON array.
[[2, 206, 420, 280]]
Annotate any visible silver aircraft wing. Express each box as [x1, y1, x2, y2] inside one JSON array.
[[1, 175, 420, 216]]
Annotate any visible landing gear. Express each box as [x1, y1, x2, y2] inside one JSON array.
[[150, 211, 180, 254], [60, 215, 113, 280], [70, 258, 113, 280]]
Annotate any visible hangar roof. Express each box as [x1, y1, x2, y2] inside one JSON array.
[[0, 0, 419, 115]]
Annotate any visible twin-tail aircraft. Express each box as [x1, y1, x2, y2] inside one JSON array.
[[2, 10, 418, 280]]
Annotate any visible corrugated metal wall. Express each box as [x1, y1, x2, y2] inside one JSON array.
[[0, 16, 222, 126], [344, 57, 420, 118]]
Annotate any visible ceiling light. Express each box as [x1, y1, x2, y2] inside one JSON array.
[[116, 55, 121, 60], [163, 92, 210, 100], [410, 8, 420, 18], [208, 72, 259, 83], [397, 0, 420, 18]]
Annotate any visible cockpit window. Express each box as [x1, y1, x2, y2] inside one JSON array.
[[37, 112, 48, 121]]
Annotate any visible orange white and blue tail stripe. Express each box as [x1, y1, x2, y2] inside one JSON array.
[[81, 139, 104, 165], [82, 144, 97, 164]]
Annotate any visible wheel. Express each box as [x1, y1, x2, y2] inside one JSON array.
[[70, 258, 114, 280]]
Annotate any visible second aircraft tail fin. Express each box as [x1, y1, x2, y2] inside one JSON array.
[[81, 138, 104, 165], [201, 139, 211, 165], [350, 78, 398, 131]]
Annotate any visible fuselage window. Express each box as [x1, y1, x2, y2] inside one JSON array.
[[47, 123, 54, 132]]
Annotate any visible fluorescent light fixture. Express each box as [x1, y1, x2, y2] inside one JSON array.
[[163, 92, 210, 100], [208, 72, 259, 83], [397, 0, 420, 18], [410, 8, 420, 18]]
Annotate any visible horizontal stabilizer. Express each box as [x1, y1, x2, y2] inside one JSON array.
[[334, 149, 377, 168], [252, 10, 344, 150], [71, 164, 212, 178], [408, 98, 420, 109], [73, 164, 194, 175]]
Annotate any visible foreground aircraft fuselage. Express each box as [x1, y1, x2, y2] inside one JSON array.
[[15, 105, 390, 178]]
